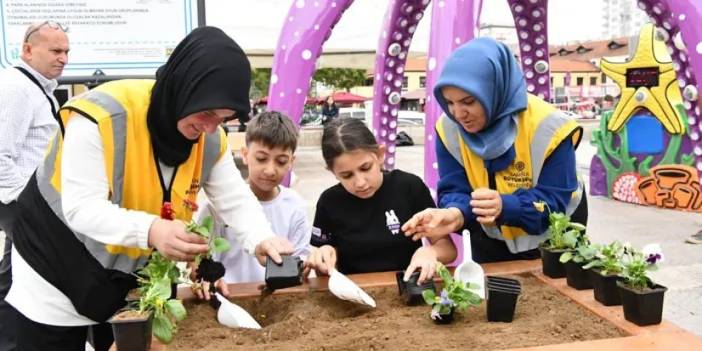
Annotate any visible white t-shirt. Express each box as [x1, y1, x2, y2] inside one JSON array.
[[196, 186, 311, 284]]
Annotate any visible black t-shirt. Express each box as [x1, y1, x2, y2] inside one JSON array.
[[311, 169, 436, 274]]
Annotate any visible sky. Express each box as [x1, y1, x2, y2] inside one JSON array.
[[207, 0, 606, 51]]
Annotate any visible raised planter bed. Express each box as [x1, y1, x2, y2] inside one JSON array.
[[119, 260, 702, 351]]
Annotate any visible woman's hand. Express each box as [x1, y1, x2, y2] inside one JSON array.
[[401, 208, 464, 241], [304, 245, 337, 276], [404, 246, 439, 284], [148, 218, 209, 261], [470, 188, 502, 225]]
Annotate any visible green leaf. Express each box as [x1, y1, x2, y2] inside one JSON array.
[[202, 216, 214, 234], [152, 277, 172, 300], [153, 314, 174, 344], [560, 251, 573, 263], [192, 226, 210, 238], [165, 299, 187, 321], [422, 289, 437, 305], [212, 237, 231, 253], [568, 222, 586, 231]]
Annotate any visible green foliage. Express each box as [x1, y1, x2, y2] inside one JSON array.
[[185, 215, 231, 265], [134, 269, 186, 343], [559, 241, 596, 264], [535, 202, 587, 250], [582, 241, 626, 275], [130, 215, 229, 344], [250, 68, 271, 100], [619, 244, 664, 290], [313, 68, 368, 92], [422, 263, 482, 317]]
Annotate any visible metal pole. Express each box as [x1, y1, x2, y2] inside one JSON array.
[[197, 0, 206, 27]]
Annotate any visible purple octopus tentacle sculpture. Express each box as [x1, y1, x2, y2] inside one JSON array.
[[371, 0, 432, 171], [267, 0, 354, 124], [508, 0, 551, 101], [639, 0, 702, 179], [423, 0, 482, 194]]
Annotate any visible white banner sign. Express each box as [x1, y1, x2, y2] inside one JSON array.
[[0, 0, 199, 77]]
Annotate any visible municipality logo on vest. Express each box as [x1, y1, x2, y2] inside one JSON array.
[[385, 210, 400, 235]]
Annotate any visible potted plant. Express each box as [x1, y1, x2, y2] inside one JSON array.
[[422, 263, 482, 324], [560, 240, 596, 290], [109, 256, 187, 350], [617, 243, 667, 326], [583, 241, 626, 306], [534, 201, 587, 278], [109, 215, 230, 349]]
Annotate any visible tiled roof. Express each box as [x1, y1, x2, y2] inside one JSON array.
[[549, 58, 600, 73], [548, 37, 630, 60]]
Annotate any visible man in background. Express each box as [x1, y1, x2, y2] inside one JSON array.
[[0, 20, 69, 350]]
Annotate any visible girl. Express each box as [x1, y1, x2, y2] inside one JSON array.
[[306, 118, 456, 283]]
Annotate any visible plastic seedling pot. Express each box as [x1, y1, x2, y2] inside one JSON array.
[[108, 309, 153, 351], [432, 307, 455, 325], [564, 261, 593, 290], [486, 276, 520, 286], [487, 281, 522, 322], [486, 281, 522, 294], [539, 246, 568, 278], [396, 270, 436, 306], [265, 255, 303, 291], [617, 281, 667, 326], [590, 269, 622, 306]]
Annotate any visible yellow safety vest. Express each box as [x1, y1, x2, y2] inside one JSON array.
[[436, 94, 583, 253], [36, 79, 227, 273]]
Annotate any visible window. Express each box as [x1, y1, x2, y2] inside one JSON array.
[[402, 76, 408, 89], [550, 77, 554, 86], [576, 77, 584, 86], [419, 76, 426, 88], [601, 73, 607, 84], [590, 76, 597, 86]]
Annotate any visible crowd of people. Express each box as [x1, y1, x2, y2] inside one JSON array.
[[0, 20, 696, 351]]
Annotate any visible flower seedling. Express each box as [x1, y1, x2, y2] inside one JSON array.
[[620, 243, 664, 290], [583, 241, 626, 275], [559, 241, 596, 264], [186, 216, 231, 284], [422, 263, 482, 322], [533, 201, 587, 250], [133, 273, 187, 343]]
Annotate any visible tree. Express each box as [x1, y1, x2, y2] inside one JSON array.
[[250, 68, 271, 100], [313, 68, 368, 92]]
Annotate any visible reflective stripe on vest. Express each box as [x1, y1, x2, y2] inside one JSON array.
[[37, 90, 223, 274], [436, 110, 583, 254]]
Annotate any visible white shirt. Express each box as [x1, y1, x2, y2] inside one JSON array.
[[197, 186, 311, 284], [0, 61, 59, 203], [7, 115, 275, 326]]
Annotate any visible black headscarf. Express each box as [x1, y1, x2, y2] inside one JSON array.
[[147, 26, 251, 166]]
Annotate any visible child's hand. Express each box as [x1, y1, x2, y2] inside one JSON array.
[[404, 246, 438, 284], [470, 188, 502, 225], [255, 236, 294, 266], [401, 208, 464, 241], [304, 245, 337, 276], [190, 279, 230, 300]]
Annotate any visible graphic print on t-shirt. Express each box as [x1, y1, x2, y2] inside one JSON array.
[[385, 209, 400, 235]]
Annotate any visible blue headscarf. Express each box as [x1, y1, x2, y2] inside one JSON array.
[[433, 37, 527, 162]]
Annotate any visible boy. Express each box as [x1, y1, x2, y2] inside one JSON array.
[[193, 111, 311, 297]]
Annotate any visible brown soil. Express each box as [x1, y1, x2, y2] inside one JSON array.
[[170, 275, 625, 351], [110, 309, 149, 321]]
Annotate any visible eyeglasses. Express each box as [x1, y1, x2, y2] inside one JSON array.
[[23, 21, 69, 43]]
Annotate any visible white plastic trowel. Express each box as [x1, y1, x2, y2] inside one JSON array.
[[215, 292, 262, 329], [328, 269, 376, 308], [453, 230, 486, 299]]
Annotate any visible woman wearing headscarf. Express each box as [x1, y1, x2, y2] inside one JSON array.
[[403, 37, 587, 263], [5, 27, 293, 350]]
